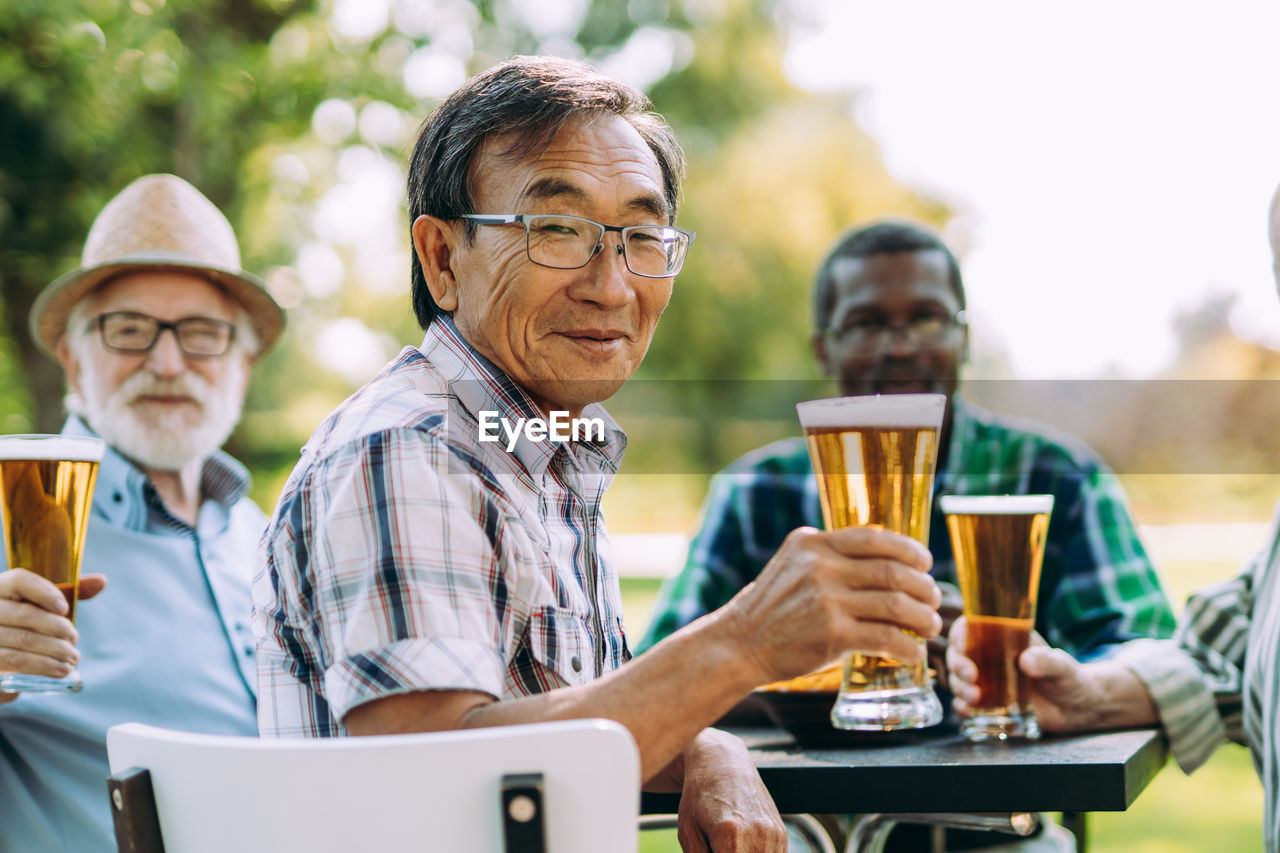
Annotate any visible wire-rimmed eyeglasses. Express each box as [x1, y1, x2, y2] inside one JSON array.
[[459, 214, 695, 278], [92, 311, 237, 358], [826, 311, 967, 353]]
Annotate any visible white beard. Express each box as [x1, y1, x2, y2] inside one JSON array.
[[69, 363, 246, 472]]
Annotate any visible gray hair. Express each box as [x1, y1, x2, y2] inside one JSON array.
[[406, 55, 686, 329]]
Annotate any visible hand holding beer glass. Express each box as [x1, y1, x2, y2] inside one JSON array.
[[0, 435, 103, 694], [939, 494, 1053, 741], [796, 394, 946, 731]]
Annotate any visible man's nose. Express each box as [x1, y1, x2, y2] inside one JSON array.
[[883, 325, 917, 358], [144, 327, 186, 376], [575, 236, 634, 308]]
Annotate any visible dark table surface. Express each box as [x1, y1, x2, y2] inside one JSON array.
[[641, 722, 1169, 816]]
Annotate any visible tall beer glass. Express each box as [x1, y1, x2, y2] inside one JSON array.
[[0, 435, 103, 693], [796, 394, 946, 731], [939, 494, 1053, 741]]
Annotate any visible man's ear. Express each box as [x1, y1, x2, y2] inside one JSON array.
[[412, 214, 460, 313], [56, 336, 82, 394], [810, 331, 833, 377]]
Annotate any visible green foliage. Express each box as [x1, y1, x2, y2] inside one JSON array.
[[1, 0, 951, 505]]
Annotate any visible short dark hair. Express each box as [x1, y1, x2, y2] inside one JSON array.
[[406, 55, 686, 329], [811, 220, 966, 332]]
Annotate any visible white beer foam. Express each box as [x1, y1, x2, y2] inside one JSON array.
[[796, 393, 947, 429], [0, 435, 105, 462], [937, 495, 1055, 515]]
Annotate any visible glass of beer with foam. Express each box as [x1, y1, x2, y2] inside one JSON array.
[[939, 494, 1053, 741], [0, 434, 104, 693], [796, 394, 946, 731]]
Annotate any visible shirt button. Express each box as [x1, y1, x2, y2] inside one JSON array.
[[570, 655, 582, 673]]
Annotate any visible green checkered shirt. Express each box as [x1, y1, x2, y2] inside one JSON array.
[[638, 396, 1175, 658]]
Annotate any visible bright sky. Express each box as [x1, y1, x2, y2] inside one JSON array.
[[785, 1, 1280, 378]]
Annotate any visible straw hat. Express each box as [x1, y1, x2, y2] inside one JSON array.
[[29, 173, 284, 361]]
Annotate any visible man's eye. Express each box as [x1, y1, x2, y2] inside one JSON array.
[[842, 318, 886, 333], [534, 221, 581, 237], [110, 321, 149, 339], [184, 326, 221, 342], [911, 316, 948, 332], [628, 229, 663, 245]]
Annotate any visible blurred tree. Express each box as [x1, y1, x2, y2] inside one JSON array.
[[1, 0, 950, 509], [626, 0, 950, 469], [0, 0, 343, 433]]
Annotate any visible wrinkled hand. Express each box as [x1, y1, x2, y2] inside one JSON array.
[[946, 616, 1103, 733], [727, 526, 942, 686], [676, 729, 786, 852], [0, 569, 106, 704]]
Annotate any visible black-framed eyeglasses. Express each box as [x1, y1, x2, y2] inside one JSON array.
[[92, 312, 237, 358], [826, 311, 967, 353], [459, 214, 695, 278]]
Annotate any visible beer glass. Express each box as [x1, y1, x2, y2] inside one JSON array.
[[796, 394, 946, 731], [939, 494, 1053, 741], [0, 435, 104, 693]]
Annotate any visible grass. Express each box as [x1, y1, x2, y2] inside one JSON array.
[[619, 550, 1267, 852]]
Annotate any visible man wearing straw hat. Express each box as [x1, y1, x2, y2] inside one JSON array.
[[0, 173, 283, 851]]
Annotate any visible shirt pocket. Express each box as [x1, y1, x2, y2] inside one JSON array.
[[524, 605, 595, 688]]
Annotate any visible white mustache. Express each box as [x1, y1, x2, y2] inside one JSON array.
[[120, 371, 211, 408]]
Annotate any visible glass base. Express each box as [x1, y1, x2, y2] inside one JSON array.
[[961, 710, 1041, 742], [830, 686, 944, 731], [0, 669, 83, 694]]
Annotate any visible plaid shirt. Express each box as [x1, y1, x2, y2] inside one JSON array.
[[252, 317, 631, 737], [638, 396, 1175, 658], [1116, 501, 1280, 851]]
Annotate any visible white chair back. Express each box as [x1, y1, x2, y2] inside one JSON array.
[[106, 718, 640, 853]]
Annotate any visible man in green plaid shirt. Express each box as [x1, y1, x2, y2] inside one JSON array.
[[640, 221, 1175, 667]]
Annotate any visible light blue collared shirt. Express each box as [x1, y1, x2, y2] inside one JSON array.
[[0, 418, 263, 852]]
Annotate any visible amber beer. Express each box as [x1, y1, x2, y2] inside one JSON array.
[[797, 394, 946, 731], [939, 494, 1053, 741], [0, 435, 104, 693]]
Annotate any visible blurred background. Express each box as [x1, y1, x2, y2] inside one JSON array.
[[1, 1, 1275, 849]]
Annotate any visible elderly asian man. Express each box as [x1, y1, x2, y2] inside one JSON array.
[[254, 56, 945, 852]]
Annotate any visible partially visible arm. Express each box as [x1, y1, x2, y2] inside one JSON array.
[[947, 616, 1158, 734], [646, 728, 786, 853], [345, 524, 942, 782], [951, 545, 1260, 775], [1111, 549, 1260, 771], [344, 601, 757, 782]]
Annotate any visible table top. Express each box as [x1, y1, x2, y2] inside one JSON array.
[[641, 723, 1168, 816]]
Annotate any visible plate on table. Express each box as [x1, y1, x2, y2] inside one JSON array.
[[751, 664, 940, 746]]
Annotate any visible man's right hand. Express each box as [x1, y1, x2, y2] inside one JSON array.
[[0, 569, 106, 705], [724, 525, 943, 687], [946, 615, 1119, 733]]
